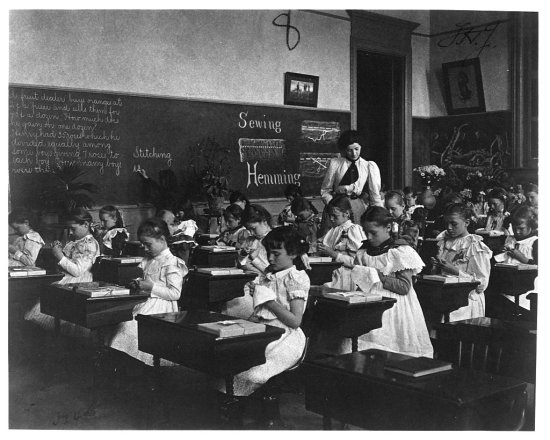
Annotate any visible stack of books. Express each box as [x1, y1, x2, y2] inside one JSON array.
[[195, 267, 244, 276], [8, 266, 47, 277], [197, 319, 266, 338], [322, 291, 383, 304], [494, 262, 538, 271]]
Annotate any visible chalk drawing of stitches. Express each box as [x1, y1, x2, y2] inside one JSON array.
[[301, 120, 340, 143], [238, 138, 286, 163]]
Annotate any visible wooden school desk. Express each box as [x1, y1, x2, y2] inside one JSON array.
[[40, 283, 149, 413], [9, 271, 64, 305], [415, 277, 480, 325], [307, 261, 343, 285], [136, 310, 285, 426], [94, 257, 143, 286], [304, 349, 527, 430], [486, 265, 537, 319], [305, 286, 396, 353], [191, 246, 238, 267], [434, 317, 537, 384], [181, 269, 257, 311]]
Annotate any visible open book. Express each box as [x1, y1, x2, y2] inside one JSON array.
[[197, 319, 266, 338], [322, 291, 383, 304], [421, 274, 474, 283]]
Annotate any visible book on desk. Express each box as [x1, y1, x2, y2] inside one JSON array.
[[67, 281, 131, 297], [101, 256, 143, 264], [308, 256, 333, 263], [199, 245, 237, 252], [494, 262, 538, 271], [197, 319, 266, 338], [421, 274, 475, 284], [383, 356, 453, 378], [195, 267, 244, 276], [322, 291, 383, 304], [8, 266, 47, 277]]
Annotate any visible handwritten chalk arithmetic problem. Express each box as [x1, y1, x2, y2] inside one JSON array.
[[9, 89, 123, 175]]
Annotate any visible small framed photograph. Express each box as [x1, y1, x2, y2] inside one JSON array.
[[442, 58, 486, 115], [284, 72, 319, 107]]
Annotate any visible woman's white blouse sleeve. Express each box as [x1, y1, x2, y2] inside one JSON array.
[[366, 161, 383, 207], [320, 158, 338, 204]]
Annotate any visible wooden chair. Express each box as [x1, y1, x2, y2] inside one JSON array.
[[434, 318, 531, 430]]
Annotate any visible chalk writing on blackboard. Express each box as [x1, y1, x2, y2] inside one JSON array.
[[133, 146, 173, 167], [299, 152, 339, 178], [9, 88, 124, 176], [301, 121, 340, 143], [238, 111, 282, 134], [238, 138, 285, 162], [245, 162, 301, 188]]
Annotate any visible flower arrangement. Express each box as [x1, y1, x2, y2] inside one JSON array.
[[413, 165, 446, 188]]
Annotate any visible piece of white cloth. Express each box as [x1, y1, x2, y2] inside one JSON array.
[[252, 285, 277, 320], [108, 248, 187, 365], [100, 227, 129, 250], [9, 230, 45, 267], [436, 232, 493, 321], [320, 156, 383, 208]]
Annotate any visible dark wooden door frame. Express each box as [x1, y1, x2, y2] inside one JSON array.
[[348, 11, 418, 190]]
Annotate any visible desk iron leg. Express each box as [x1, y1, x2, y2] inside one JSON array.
[[219, 375, 243, 429], [85, 328, 106, 417], [351, 337, 358, 353]]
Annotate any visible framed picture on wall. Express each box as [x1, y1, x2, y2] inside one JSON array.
[[442, 58, 486, 115], [284, 72, 319, 107]]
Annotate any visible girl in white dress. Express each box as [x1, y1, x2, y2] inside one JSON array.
[[345, 207, 433, 357], [25, 208, 100, 329], [224, 204, 272, 318], [317, 195, 366, 288], [230, 226, 310, 396], [8, 208, 45, 267], [109, 217, 187, 366], [432, 203, 492, 321], [489, 206, 538, 317]]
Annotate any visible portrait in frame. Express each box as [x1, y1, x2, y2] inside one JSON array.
[[442, 58, 486, 115]]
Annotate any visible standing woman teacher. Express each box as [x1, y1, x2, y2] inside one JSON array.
[[321, 130, 383, 223]]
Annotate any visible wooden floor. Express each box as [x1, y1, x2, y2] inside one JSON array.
[[8, 321, 333, 430]]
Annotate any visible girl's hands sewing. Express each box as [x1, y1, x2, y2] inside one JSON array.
[[317, 243, 337, 258], [430, 257, 460, 276], [51, 241, 64, 261]]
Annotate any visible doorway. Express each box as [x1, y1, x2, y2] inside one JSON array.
[[356, 50, 405, 190]]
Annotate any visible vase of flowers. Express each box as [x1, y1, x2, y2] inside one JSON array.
[[413, 164, 446, 189]]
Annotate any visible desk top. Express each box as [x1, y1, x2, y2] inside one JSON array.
[[136, 310, 284, 343], [188, 269, 257, 281], [437, 316, 536, 335], [309, 285, 397, 309], [306, 349, 526, 406], [416, 277, 480, 289], [8, 271, 64, 283]]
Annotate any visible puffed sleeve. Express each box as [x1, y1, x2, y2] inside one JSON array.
[[320, 158, 338, 205], [461, 239, 492, 293], [366, 161, 383, 207], [286, 270, 310, 302], [383, 246, 424, 276], [13, 232, 45, 266], [334, 224, 366, 266], [150, 258, 187, 301], [58, 237, 100, 278]]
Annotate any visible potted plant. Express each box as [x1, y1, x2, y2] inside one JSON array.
[[188, 137, 234, 215]]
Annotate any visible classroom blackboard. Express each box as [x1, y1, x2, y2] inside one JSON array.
[[9, 85, 350, 206]]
